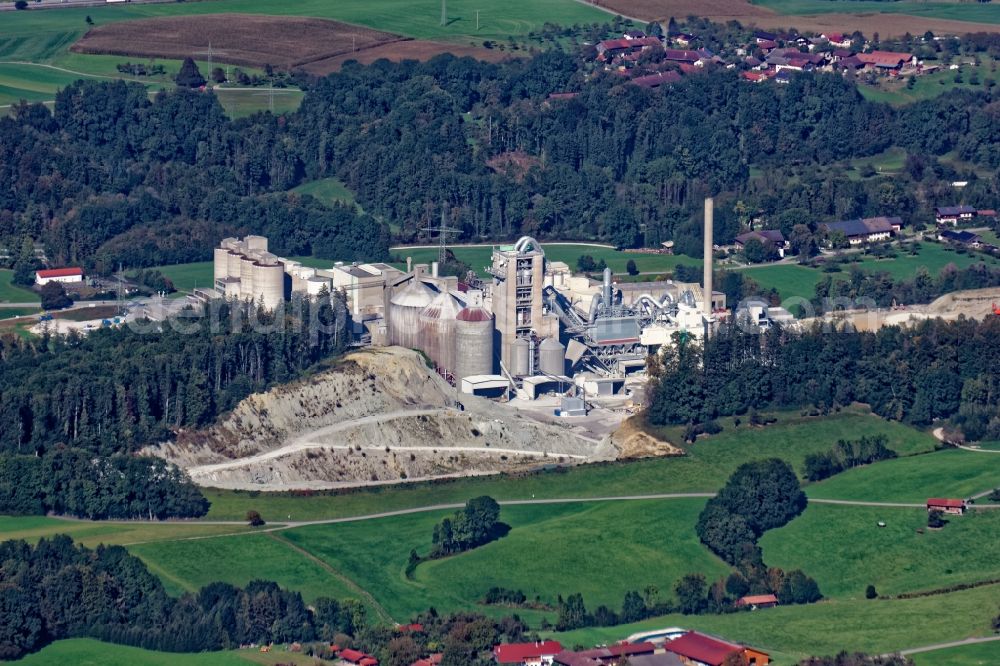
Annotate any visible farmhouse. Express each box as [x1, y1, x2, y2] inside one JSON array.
[[662, 49, 703, 64], [553, 642, 657, 665], [663, 631, 770, 666], [935, 205, 977, 225], [735, 230, 786, 258], [632, 71, 683, 89], [596, 37, 662, 61], [736, 594, 779, 609], [822, 217, 896, 245], [927, 498, 966, 515], [823, 32, 852, 48], [411, 655, 442, 666], [339, 648, 379, 665], [35, 267, 84, 286], [938, 229, 982, 248], [494, 641, 564, 665], [856, 50, 916, 72]]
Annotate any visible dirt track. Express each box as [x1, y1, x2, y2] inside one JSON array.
[[589, 0, 1000, 37]]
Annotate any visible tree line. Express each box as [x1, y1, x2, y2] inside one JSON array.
[[0, 449, 207, 519], [803, 435, 897, 482], [647, 317, 1000, 442], [0, 296, 350, 458]]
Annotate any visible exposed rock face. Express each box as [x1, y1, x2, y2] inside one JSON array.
[[150, 347, 617, 489]]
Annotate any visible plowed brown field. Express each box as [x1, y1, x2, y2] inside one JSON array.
[[590, 0, 1000, 37], [72, 14, 407, 70]]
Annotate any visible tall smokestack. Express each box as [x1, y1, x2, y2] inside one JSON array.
[[703, 197, 714, 322]]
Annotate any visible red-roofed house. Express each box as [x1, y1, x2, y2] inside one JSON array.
[[857, 50, 916, 71], [397, 623, 424, 632], [554, 642, 657, 665], [736, 594, 779, 609], [35, 267, 84, 286], [662, 49, 702, 64], [340, 648, 379, 665], [631, 71, 682, 89], [494, 641, 564, 665], [412, 655, 443, 666], [664, 631, 769, 666], [596, 37, 662, 61], [823, 32, 852, 48], [927, 498, 966, 515]]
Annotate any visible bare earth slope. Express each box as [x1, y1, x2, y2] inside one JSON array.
[[151, 347, 618, 490]]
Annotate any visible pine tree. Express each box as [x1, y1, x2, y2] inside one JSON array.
[[175, 57, 206, 88]]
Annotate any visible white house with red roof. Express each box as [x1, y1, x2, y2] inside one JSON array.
[[494, 640, 564, 665], [35, 267, 84, 286]]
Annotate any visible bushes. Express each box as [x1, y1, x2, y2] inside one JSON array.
[[803, 435, 897, 482], [431, 496, 502, 557]]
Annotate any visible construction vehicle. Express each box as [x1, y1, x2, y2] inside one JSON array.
[[992, 302, 1000, 316]]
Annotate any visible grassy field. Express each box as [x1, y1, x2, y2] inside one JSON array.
[[0, 306, 40, 318], [282, 499, 729, 622], [18, 638, 324, 666], [550, 583, 1000, 659], [807, 448, 1000, 503], [757, 0, 1000, 24], [0, 515, 258, 549], [0, 268, 40, 303], [201, 410, 937, 521], [129, 532, 364, 603], [291, 177, 359, 210], [760, 504, 1000, 599], [913, 640, 1000, 666], [152, 261, 214, 292]]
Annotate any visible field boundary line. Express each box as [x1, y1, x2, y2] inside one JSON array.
[[266, 532, 395, 624], [895, 634, 1000, 656]]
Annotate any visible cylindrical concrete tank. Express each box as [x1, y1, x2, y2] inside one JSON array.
[[539, 337, 565, 376], [511, 337, 530, 377], [454, 306, 494, 384], [213, 248, 229, 284], [254, 262, 284, 310], [389, 279, 433, 349], [246, 235, 268, 252], [239, 256, 256, 300], [419, 291, 461, 373], [227, 251, 242, 280]]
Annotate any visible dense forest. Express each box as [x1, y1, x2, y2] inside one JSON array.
[[647, 317, 1000, 441], [2, 49, 998, 270]]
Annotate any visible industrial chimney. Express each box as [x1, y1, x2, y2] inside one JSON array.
[[703, 197, 714, 327]]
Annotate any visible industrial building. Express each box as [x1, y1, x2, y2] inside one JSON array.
[[208, 200, 723, 405]]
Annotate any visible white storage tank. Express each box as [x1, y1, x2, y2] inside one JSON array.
[[213, 247, 230, 284], [239, 256, 256, 300], [419, 291, 461, 373], [511, 337, 531, 377], [254, 261, 285, 310], [389, 279, 433, 349], [538, 337, 565, 376], [454, 306, 494, 384]]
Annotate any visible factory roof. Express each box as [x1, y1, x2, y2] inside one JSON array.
[[390, 279, 434, 307], [663, 632, 745, 666], [420, 291, 461, 320], [37, 267, 84, 279]]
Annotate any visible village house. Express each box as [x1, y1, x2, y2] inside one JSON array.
[[822, 217, 897, 245], [552, 642, 657, 666], [410, 654, 442, 666], [736, 594, 779, 609], [339, 648, 379, 666], [631, 70, 683, 89], [663, 632, 770, 666], [935, 205, 977, 225], [822, 32, 853, 48], [856, 50, 917, 73], [596, 37, 663, 62], [494, 640, 564, 665], [938, 229, 982, 248], [734, 230, 787, 258], [927, 498, 966, 515]]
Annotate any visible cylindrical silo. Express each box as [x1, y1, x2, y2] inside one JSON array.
[[227, 251, 242, 280], [254, 262, 284, 310], [389, 279, 433, 349], [239, 256, 256, 300], [246, 235, 268, 252], [419, 291, 461, 373], [511, 337, 530, 377], [454, 306, 494, 384], [213, 248, 229, 285], [539, 337, 565, 376]]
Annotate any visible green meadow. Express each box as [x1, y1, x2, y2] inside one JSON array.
[[761, 504, 1000, 599], [17, 638, 323, 666], [550, 583, 1000, 660], [0, 268, 40, 303], [807, 448, 1000, 503], [913, 640, 1000, 666], [290, 176, 359, 210]]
